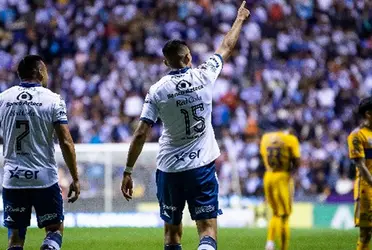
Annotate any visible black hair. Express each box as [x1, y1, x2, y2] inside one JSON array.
[[258, 118, 289, 132], [162, 40, 189, 68], [275, 119, 290, 129], [358, 96, 372, 117], [17, 55, 44, 81]]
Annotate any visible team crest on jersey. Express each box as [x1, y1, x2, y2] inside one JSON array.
[[16, 92, 33, 101], [176, 80, 192, 91]]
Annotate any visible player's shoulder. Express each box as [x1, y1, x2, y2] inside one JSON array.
[[348, 127, 369, 145], [285, 133, 299, 141], [38, 88, 63, 102], [260, 132, 274, 142], [0, 86, 18, 98], [349, 127, 364, 138], [148, 74, 175, 97]]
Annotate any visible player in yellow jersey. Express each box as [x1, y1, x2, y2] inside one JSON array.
[[347, 97, 372, 250], [260, 122, 301, 250]]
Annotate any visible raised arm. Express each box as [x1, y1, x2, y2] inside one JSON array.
[[54, 123, 80, 203], [215, 1, 250, 61]]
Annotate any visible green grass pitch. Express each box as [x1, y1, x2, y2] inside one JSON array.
[[0, 227, 358, 249]]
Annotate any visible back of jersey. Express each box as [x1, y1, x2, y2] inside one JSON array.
[[141, 54, 223, 172], [260, 131, 300, 172], [0, 83, 68, 188]]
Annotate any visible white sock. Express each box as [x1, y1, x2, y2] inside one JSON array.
[[197, 244, 215, 250], [265, 241, 274, 249]]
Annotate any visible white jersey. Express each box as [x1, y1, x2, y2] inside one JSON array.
[[0, 83, 68, 189], [140, 54, 223, 172]]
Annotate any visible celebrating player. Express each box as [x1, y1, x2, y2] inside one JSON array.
[[260, 122, 301, 250], [121, 2, 250, 250], [0, 55, 80, 250], [348, 97, 372, 250]]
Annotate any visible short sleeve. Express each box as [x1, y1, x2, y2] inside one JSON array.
[[196, 54, 224, 84], [260, 135, 267, 156], [289, 135, 301, 159], [348, 131, 365, 159], [140, 89, 159, 125], [53, 96, 68, 124]]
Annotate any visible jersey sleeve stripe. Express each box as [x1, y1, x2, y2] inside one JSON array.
[[140, 117, 155, 126], [53, 120, 68, 124], [214, 54, 224, 65]]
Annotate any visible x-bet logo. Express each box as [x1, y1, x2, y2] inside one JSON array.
[[10, 167, 39, 179], [174, 149, 201, 162]]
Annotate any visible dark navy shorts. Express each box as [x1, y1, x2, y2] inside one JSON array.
[[156, 162, 221, 225], [2, 183, 64, 229]]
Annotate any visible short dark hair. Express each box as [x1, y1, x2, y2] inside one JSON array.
[[162, 40, 189, 68], [358, 96, 372, 117], [17, 55, 44, 80]]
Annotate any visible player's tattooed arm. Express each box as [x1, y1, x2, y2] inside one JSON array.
[[215, 1, 250, 61], [55, 123, 80, 203], [121, 121, 152, 201], [355, 158, 372, 186]]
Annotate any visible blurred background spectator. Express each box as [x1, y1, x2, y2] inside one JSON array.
[[1, 0, 371, 203]]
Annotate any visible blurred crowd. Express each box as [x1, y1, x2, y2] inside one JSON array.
[[1, 0, 372, 202]]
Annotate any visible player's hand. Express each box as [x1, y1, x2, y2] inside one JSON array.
[[121, 173, 133, 201], [237, 1, 250, 21], [68, 180, 80, 203]]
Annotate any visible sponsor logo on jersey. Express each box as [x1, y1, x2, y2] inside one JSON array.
[[9, 110, 36, 117], [176, 95, 202, 107], [6, 101, 42, 107], [176, 80, 192, 91], [9, 167, 40, 180], [174, 149, 201, 163], [167, 85, 204, 99], [144, 93, 152, 104], [198, 56, 220, 73], [16, 91, 33, 101], [58, 111, 67, 116]]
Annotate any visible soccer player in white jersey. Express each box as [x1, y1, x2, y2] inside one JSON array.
[[0, 55, 80, 250], [121, 2, 250, 250]]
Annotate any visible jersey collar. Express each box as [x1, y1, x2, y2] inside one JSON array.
[[168, 67, 190, 75], [19, 82, 42, 88]]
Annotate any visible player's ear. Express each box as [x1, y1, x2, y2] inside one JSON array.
[[184, 54, 190, 65], [164, 60, 169, 67], [366, 110, 372, 119]]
